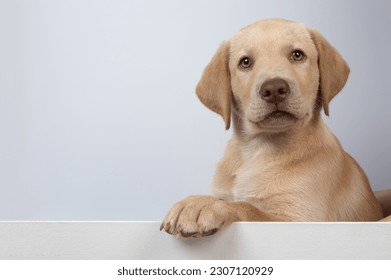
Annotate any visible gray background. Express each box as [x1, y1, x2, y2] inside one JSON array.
[[0, 0, 390, 220]]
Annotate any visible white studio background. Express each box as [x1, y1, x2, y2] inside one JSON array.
[[0, 0, 390, 220]]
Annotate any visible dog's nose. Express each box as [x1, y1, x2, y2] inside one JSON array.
[[259, 78, 290, 104]]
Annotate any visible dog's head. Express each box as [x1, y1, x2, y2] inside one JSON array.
[[196, 19, 350, 135]]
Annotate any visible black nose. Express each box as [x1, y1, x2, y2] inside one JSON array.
[[259, 78, 290, 104]]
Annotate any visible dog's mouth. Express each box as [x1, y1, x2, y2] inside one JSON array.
[[265, 110, 296, 119], [251, 110, 298, 128]]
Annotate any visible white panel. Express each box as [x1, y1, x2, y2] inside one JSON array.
[[0, 222, 390, 259]]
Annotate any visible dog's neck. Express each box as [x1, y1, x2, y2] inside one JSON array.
[[232, 114, 337, 160]]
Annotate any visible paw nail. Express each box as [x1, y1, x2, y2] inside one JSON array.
[[203, 228, 218, 236], [180, 230, 197, 238], [164, 223, 171, 232]]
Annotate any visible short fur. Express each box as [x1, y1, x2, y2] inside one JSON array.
[[161, 19, 391, 238]]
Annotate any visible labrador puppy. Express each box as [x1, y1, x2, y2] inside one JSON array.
[[161, 19, 391, 238]]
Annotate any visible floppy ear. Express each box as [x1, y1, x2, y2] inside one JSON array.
[[309, 29, 350, 116], [196, 41, 231, 129]]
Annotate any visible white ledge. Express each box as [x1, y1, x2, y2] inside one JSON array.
[[0, 222, 390, 260]]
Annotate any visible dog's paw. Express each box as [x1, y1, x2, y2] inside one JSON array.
[[160, 195, 236, 238]]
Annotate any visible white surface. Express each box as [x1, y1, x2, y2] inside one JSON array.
[[0, 222, 390, 260], [1, 0, 391, 220]]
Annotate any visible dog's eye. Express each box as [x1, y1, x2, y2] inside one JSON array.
[[239, 57, 252, 69], [291, 50, 306, 61]]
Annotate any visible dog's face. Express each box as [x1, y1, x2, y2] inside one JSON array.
[[229, 20, 320, 134], [196, 19, 350, 135]]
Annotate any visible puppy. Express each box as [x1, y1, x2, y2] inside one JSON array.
[[161, 19, 390, 238]]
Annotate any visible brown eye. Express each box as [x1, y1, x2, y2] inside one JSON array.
[[291, 49, 306, 61], [239, 56, 252, 69]]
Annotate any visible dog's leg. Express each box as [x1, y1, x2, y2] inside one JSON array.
[[160, 195, 282, 238], [380, 215, 391, 222], [374, 189, 391, 218]]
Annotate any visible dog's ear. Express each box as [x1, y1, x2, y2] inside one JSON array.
[[196, 41, 231, 129], [309, 29, 350, 116]]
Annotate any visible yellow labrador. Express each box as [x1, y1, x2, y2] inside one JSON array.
[[161, 19, 391, 238]]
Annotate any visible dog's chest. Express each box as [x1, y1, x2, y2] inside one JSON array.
[[231, 146, 294, 203]]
